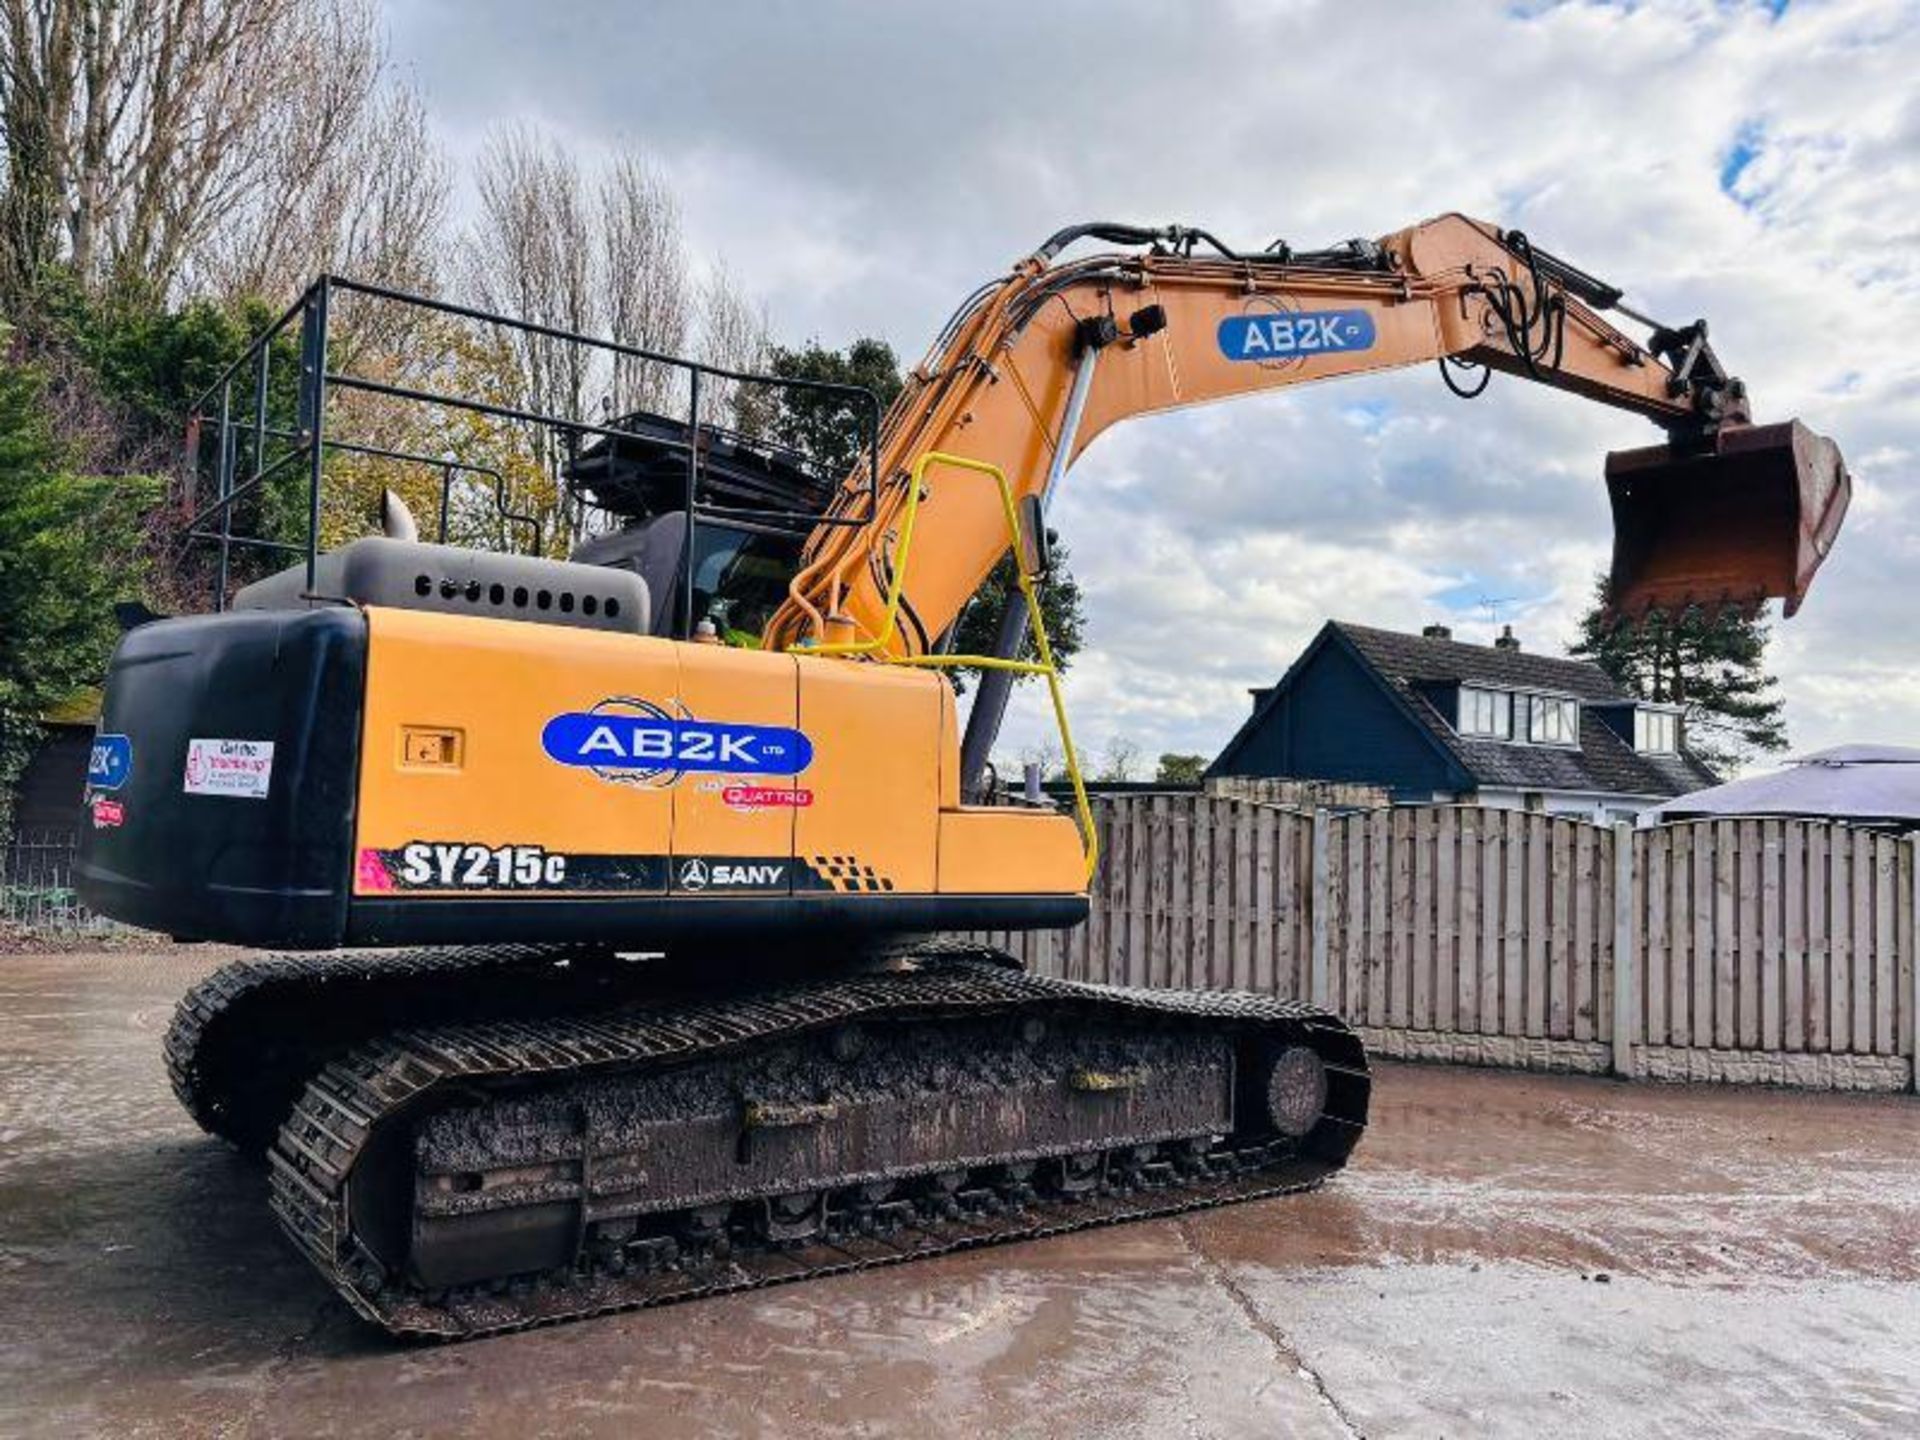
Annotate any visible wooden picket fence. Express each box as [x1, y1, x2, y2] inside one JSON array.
[[972, 795, 1919, 1091]]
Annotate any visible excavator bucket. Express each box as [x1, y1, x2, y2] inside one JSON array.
[[1605, 419, 1850, 618]]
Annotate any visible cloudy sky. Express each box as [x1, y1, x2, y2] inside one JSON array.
[[385, 0, 1918, 773]]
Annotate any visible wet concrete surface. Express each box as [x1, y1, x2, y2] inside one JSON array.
[[2, 948, 1917, 1439]]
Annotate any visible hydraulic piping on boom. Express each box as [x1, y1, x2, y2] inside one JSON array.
[[765, 214, 1847, 697]]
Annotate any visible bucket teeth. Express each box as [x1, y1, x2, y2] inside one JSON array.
[[1604, 418, 1851, 620]]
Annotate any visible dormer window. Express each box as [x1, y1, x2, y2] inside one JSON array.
[[1458, 686, 1512, 739], [1635, 707, 1679, 753], [1527, 695, 1580, 746], [1453, 686, 1583, 747]]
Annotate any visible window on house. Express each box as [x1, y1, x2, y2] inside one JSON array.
[[1527, 695, 1579, 745], [1457, 686, 1512, 739], [1635, 708, 1678, 753]]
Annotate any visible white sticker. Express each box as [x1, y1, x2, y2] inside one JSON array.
[[184, 738, 276, 799]]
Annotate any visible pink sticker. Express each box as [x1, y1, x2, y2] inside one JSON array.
[[356, 847, 395, 892]]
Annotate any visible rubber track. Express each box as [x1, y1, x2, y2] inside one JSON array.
[[268, 949, 1368, 1339], [164, 947, 632, 1151]]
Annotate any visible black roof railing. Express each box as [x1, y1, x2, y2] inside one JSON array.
[[186, 274, 884, 634]]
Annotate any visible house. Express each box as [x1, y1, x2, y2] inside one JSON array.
[[1206, 620, 1718, 823]]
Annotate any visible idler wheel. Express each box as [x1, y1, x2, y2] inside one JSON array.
[[1262, 1046, 1328, 1138]]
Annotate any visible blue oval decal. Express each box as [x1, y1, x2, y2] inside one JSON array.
[[542, 712, 814, 779], [1218, 309, 1376, 362]]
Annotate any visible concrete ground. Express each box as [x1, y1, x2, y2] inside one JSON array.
[[2, 948, 1917, 1440]]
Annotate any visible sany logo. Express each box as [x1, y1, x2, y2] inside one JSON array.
[[543, 699, 814, 786], [678, 857, 785, 891], [1217, 308, 1376, 363]]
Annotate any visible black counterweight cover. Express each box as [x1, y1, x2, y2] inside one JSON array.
[[76, 608, 367, 947]]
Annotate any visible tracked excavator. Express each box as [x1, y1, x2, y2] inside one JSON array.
[[76, 213, 1849, 1338]]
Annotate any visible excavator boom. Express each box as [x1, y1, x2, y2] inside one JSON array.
[[765, 214, 1849, 654]]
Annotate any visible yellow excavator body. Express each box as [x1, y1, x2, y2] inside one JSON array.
[[350, 605, 1087, 924]]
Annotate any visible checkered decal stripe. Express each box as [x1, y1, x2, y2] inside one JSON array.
[[809, 855, 896, 893]]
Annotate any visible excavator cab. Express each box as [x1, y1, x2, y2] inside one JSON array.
[[1605, 419, 1851, 618]]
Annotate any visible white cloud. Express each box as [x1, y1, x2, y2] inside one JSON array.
[[384, 0, 1920, 770]]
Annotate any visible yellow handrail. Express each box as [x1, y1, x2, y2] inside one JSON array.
[[790, 450, 1098, 883]]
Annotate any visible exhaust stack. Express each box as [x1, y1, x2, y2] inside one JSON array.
[[1605, 419, 1850, 618]]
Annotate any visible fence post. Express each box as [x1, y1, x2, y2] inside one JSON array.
[[1909, 835, 1919, 1095], [1309, 807, 1331, 1008], [1612, 822, 1638, 1078]]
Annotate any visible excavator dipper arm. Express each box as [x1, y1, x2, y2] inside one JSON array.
[[763, 213, 1849, 656]]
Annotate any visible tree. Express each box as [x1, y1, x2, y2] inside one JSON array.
[[0, 346, 155, 833], [1570, 572, 1788, 774], [460, 124, 768, 547], [199, 83, 451, 305], [696, 261, 772, 433], [763, 337, 1087, 684], [763, 337, 903, 482], [1156, 752, 1208, 784], [1096, 737, 1140, 782], [599, 153, 689, 417], [0, 0, 426, 307]]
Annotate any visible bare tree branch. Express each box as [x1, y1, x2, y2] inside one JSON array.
[[0, 0, 441, 305]]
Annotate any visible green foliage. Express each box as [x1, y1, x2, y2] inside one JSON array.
[[1570, 571, 1788, 774], [0, 354, 159, 832], [21, 269, 312, 596], [1155, 752, 1209, 785], [764, 338, 904, 483], [31, 270, 282, 429]]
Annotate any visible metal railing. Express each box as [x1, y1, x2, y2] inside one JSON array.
[[185, 274, 887, 634], [798, 450, 1099, 882], [1, 829, 126, 935]]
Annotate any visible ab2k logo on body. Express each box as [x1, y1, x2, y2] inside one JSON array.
[[542, 699, 813, 787]]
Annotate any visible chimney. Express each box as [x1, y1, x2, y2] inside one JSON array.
[[1494, 625, 1521, 652], [1421, 623, 1452, 641]]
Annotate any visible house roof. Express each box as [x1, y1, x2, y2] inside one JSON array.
[[1213, 620, 1718, 799], [40, 687, 102, 728]]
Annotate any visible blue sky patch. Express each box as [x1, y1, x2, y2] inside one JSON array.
[[1719, 121, 1764, 203]]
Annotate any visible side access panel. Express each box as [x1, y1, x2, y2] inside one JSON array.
[[342, 606, 1085, 944], [937, 809, 1086, 894], [670, 644, 804, 895], [349, 607, 678, 923], [793, 658, 941, 896]]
